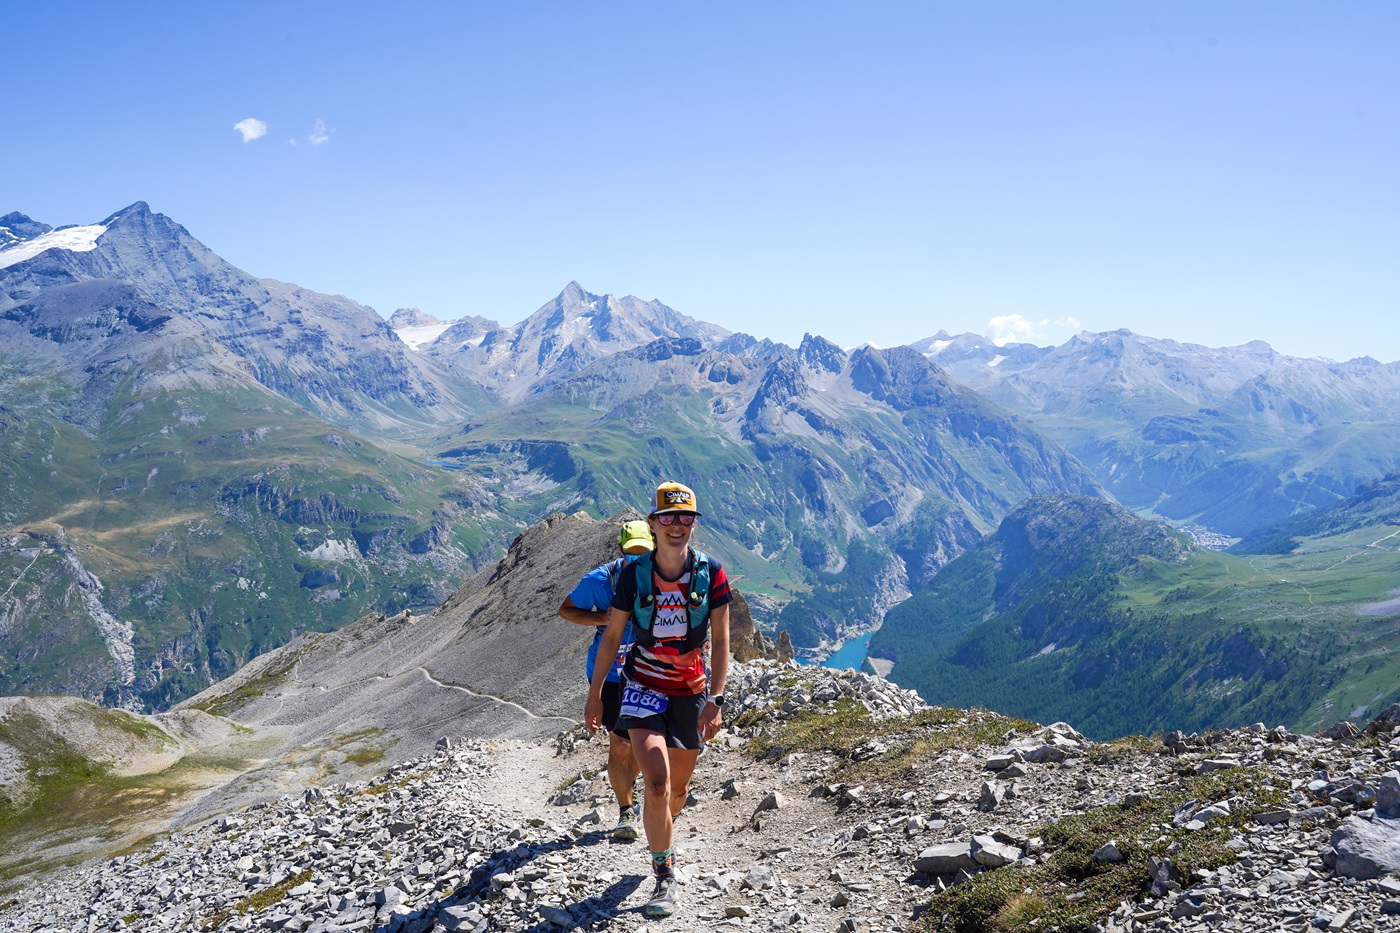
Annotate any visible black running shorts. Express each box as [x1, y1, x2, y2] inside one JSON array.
[[600, 680, 624, 733], [613, 681, 706, 750]]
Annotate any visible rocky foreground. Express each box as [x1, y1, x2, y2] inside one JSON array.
[[5, 662, 1400, 933]]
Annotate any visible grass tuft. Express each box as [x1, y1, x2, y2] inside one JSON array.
[[918, 766, 1287, 933], [749, 699, 1037, 781], [343, 748, 385, 767], [1088, 733, 1161, 765], [555, 766, 605, 792], [204, 870, 313, 930]]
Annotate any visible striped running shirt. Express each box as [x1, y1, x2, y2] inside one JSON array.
[[611, 552, 732, 696]]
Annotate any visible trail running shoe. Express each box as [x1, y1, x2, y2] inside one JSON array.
[[644, 874, 677, 918], [613, 805, 639, 841]]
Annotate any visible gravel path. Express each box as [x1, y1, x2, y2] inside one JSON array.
[[5, 661, 1400, 933]]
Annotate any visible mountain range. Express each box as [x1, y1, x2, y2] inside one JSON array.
[[918, 328, 1400, 537], [0, 203, 1110, 710], [418, 280, 732, 400], [2, 202, 1398, 739]]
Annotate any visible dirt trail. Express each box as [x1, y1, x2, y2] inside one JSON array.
[[463, 727, 937, 930]]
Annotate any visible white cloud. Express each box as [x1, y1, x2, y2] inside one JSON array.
[[985, 314, 1087, 347], [986, 314, 1039, 347], [307, 119, 333, 145], [233, 118, 268, 143]]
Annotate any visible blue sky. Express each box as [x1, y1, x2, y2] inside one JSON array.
[[5, 2, 1398, 361]]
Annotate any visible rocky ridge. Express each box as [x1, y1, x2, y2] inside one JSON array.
[[6, 663, 1400, 933]]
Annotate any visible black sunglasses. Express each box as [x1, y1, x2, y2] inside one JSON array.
[[655, 514, 697, 526]]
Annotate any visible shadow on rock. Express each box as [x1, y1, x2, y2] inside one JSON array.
[[516, 874, 646, 932]]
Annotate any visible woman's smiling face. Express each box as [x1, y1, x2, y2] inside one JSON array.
[[649, 513, 696, 552]]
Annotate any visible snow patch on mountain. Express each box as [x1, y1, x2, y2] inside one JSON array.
[[395, 322, 454, 349], [0, 223, 108, 269]]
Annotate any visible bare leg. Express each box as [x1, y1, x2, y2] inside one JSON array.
[[607, 732, 640, 807], [629, 728, 674, 854], [666, 747, 700, 818]]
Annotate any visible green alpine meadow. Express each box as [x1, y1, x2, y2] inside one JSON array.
[[870, 479, 1400, 739]]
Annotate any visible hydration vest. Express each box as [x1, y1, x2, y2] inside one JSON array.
[[630, 548, 713, 653]]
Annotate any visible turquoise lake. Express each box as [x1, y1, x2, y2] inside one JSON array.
[[803, 631, 874, 671]]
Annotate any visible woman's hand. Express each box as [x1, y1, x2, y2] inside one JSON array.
[[700, 701, 723, 741], [584, 694, 603, 734]]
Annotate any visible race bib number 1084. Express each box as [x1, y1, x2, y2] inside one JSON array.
[[619, 683, 668, 719]]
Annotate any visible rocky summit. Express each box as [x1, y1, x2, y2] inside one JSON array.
[[6, 662, 1400, 933]]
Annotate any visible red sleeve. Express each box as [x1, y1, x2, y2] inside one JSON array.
[[707, 561, 733, 609]]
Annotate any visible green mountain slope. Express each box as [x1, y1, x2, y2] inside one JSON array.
[[0, 359, 523, 709], [1232, 469, 1400, 554], [870, 493, 1400, 738], [0, 204, 528, 710], [430, 336, 1104, 650], [1067, 413, 1400, 538]]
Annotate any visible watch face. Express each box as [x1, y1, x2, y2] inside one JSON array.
[[712, 694, 725, 707]]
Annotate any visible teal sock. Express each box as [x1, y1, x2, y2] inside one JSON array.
[[651, 848, 674, 878]]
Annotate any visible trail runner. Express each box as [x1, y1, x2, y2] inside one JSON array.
[[585, 481, 732, 919]]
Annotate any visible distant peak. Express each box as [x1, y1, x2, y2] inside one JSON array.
[[389, 308, 442, 328], [548, 280, 601, 310], [101, 201, 154, 225], [0, 212, 53, 244], [798, 333, 847, 373]]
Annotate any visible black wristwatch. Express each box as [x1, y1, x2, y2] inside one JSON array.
[[708, 693, 725, 708]]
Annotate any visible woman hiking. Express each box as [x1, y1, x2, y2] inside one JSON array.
[[584, 481, 732, 919]]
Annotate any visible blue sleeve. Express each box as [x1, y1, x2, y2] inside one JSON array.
[[569, 564, 614, 613]]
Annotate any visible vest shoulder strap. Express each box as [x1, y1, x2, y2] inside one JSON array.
[[632, 552, 657, 631], [687, 550, 711, 601]]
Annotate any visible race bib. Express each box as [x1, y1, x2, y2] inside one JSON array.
[[613, 641, 633, 669], [619, 683, 668, 719]]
